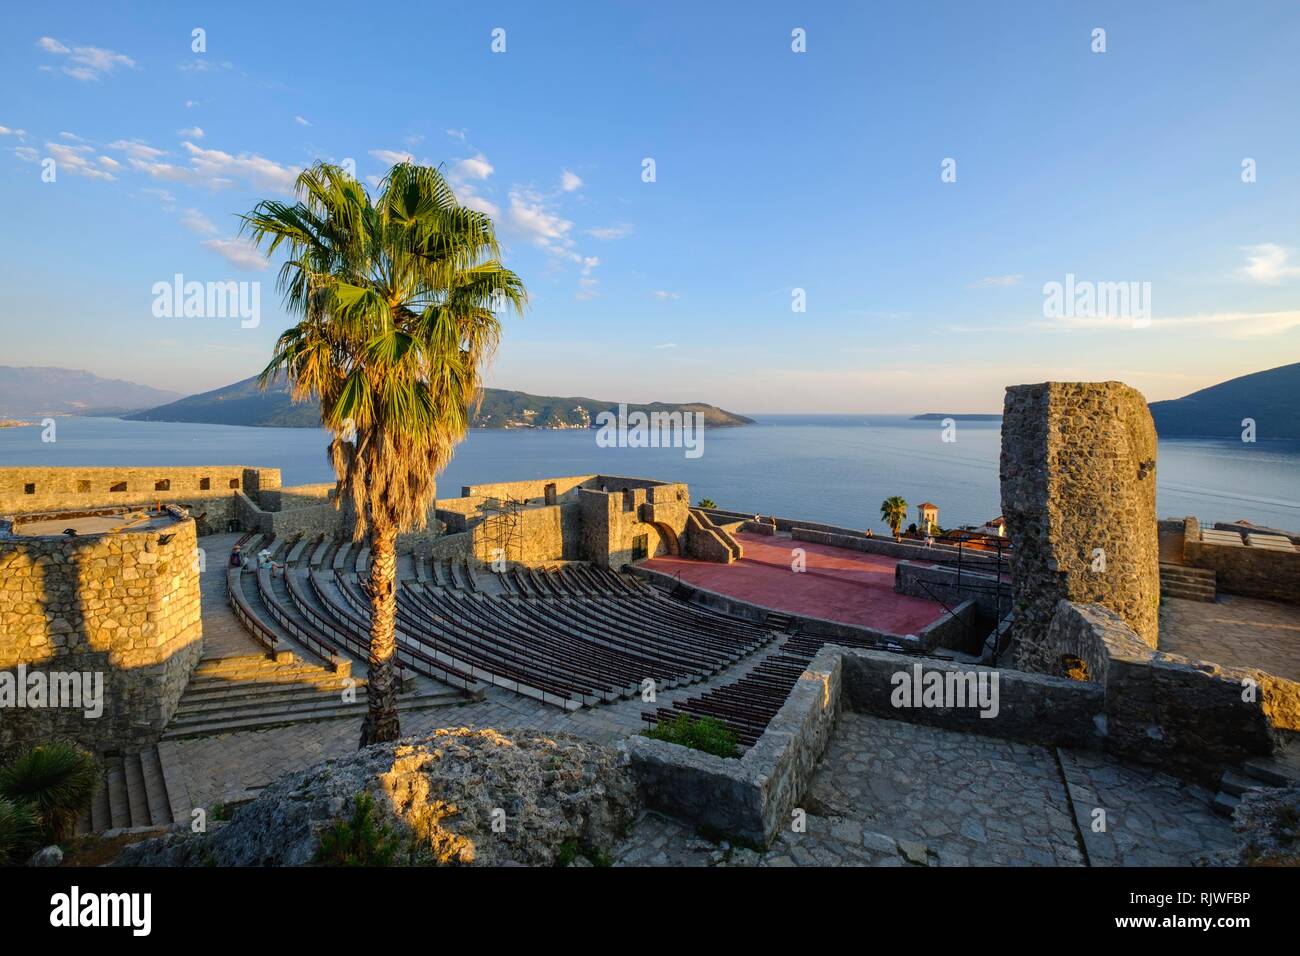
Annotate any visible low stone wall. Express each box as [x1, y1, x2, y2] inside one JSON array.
[[841, 648, 1104, 749], [792, 527, 1006, 571], [915, 599, 980, 653], [622, 646, 842, 847], [1182, 517, 1300, 604], [0, 516, 203, 751], [1040, 601, 1299, 780], [894, 559, 1009, 621]]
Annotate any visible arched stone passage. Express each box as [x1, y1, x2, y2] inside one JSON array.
[[649, 522, 680, 557]]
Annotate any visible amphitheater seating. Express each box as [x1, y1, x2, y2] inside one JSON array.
[[228, 537, 776, 711], [642, 628, 951, 747]]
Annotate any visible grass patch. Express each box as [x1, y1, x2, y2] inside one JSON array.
[[314, 792, 402, 866], [642, 714, 739, 758]]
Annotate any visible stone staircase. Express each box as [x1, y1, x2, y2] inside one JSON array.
[[1213, 735, 1300, 817], [75, 745, 187, 835], [161, 654, 464, 740], [1160, 563, 1216, 602]]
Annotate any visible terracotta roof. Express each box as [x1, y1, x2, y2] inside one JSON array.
[[918, 502, 938, 509]]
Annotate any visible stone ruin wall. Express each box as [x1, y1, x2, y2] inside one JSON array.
[[0, 517, 203, 752], [0, 466, 282, 534], [1000, 382, 1160, 674]]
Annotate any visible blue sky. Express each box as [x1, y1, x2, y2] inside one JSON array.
[[2, 1, 1298, 413]]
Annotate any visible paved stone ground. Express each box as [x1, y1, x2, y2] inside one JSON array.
[[197, 532, 267, 660], [1160, 594, 1300, 682], [166, 636, 789, 811], [611, 714, 1235, 868]]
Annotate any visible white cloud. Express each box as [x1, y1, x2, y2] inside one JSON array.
[[13, 146, 39, 162], [653, 290, 680, 300], [46, 142, 115, 180], [58, 131, 83, 141], [586, 223, 633, 240], [446, 128, 467, 142], [97, 155, 120, 169], [653, 342, 678, 349], [1238, 243, 1300, 285], [141, 188, 177, 211], [177, 126, 205, 139], [294, 116, 311, 127], [127, 141, 299, 192], [560, 169, 583, 192], [180, 208, 219, 235], [202, 237, 268, 271], [970, 274, 1023, 288], [37, 37, 136, 80], [184, 99, 199, 109], [454, 153, 493, 180], [107, 139, 166, 161], [369, 148, 415, 166], [0, 126, 28, 139], [504, 189, 574, 249], [950, 309, 1300, 340]]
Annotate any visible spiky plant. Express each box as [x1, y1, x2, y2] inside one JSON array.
[[240, 161, 527, 746], [0, 743, 98, 844], [0, 797, 39, 864]]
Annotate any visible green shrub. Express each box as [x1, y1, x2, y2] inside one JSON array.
[[0, 742, 98, 844], [0, 797, 40, 865], [314, 792, 402, 866], [696, 499, 717, 509], [642, 714, 739, 758]]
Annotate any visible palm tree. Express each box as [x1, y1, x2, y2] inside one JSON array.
[[241, 162, 526, 746], [880, 496, 909, 539]]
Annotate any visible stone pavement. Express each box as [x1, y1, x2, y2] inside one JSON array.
[[1160, 594, 1300, 682], [611, 714, 1235, 867], [166, 635, 790, 811], [197, 532, 267, 660]]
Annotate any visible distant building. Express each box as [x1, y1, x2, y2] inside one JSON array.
[[918, 502, 939, 533]]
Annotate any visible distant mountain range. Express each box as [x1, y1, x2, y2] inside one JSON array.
[[121, 375, 755, 429], [0, 366, 182, 419], [1148, 361, 1300, 440]]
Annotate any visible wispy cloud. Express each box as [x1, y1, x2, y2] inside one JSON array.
[[653, 342, 678, 349], [294, 116, 311, 127], [970, 274, 1023, 288], [0, 126, 28, 140], [177, 126, 205, 139], [1238, 243, 1300, 285], [560, 169, 583, 192], [587, 223, 633, 240], [37, 36, 136, 81], [180, 208, 219, 235], [653, 290, 680, 300], [202, 237, 268, 271], [125, 141, 299, 192]]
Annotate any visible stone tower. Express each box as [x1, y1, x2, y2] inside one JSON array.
[[1000, 382, 1160, 672]]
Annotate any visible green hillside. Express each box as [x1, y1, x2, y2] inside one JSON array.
[[1148, 362, 1300, 439], [124, 375, 754, 429]]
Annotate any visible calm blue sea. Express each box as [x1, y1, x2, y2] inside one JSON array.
[[2, 415, 1298, 534]]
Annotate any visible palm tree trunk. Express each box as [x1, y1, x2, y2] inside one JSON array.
[[359, 524, 401, 747]]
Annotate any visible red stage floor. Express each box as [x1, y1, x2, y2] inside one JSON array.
[[642, 532, 946, 635]]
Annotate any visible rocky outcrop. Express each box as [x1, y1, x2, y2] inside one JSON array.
[[1205, 785, 1300, 866], [114, 728, 638, 866]]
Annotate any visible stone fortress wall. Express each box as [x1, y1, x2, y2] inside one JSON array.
[[435, 473, 719, 568], [1000, 382, 1160, 672], [0, 511, 203, 752], [0, 466, 281, 534]]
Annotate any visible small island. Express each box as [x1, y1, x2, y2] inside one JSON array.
[[0, 418, 34, 429]]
